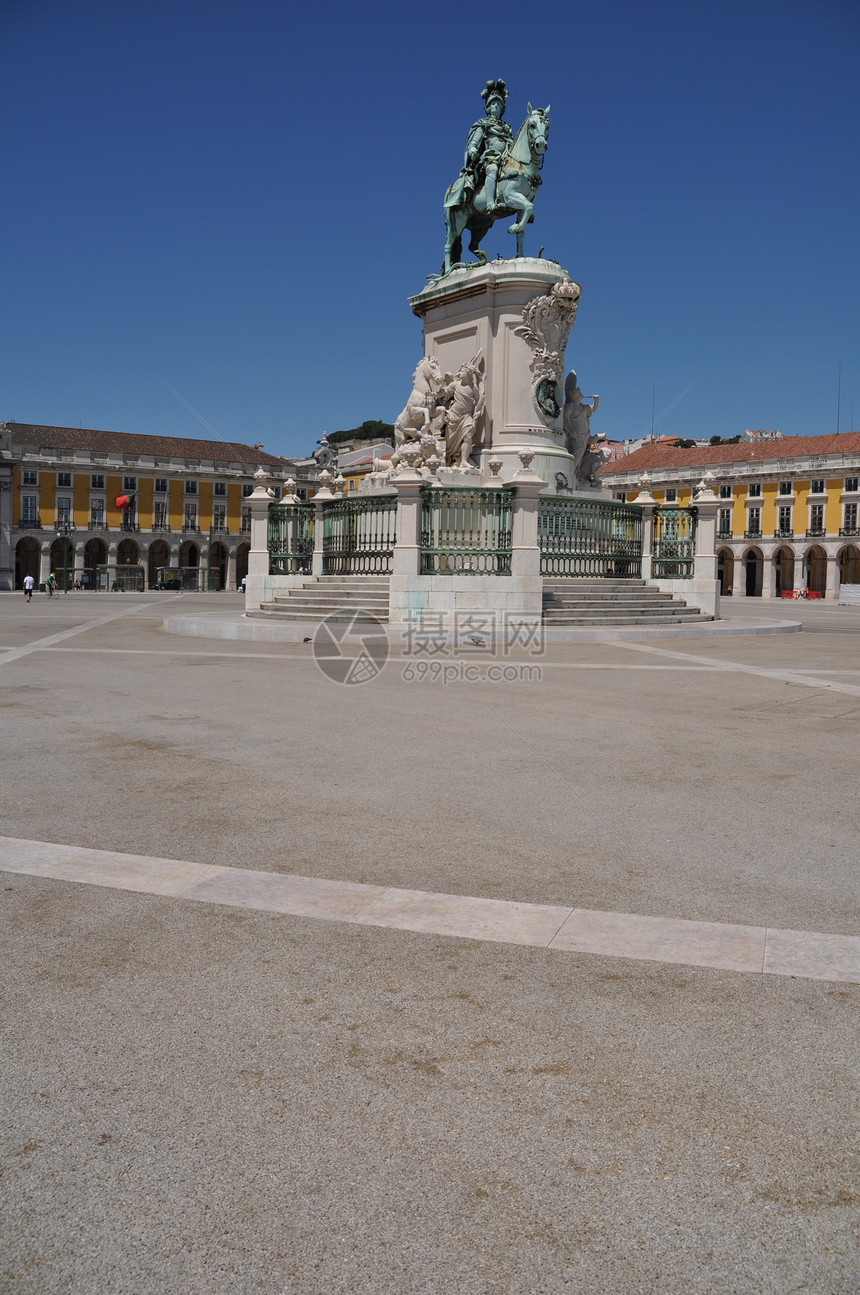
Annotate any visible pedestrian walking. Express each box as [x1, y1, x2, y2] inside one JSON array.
[[23, 574, 34, 602]]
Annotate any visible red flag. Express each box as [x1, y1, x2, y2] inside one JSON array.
[[116, 494, 130, 508]]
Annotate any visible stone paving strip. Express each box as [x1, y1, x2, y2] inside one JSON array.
[[2, 835, 858, 984], [0, 597, 178, 667], [614, 639, 860, 697]]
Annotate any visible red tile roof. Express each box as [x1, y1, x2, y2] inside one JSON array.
[[6, 422, 290, 468], [601, 431, 860, 477]]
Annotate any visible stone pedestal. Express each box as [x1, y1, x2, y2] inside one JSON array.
[[409, 258, 583, 488]]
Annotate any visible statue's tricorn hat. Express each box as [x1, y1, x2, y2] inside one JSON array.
[[481, 78, 508, 111]]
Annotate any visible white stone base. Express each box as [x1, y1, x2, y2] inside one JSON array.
[[409, 258, 579, 469], [245, 571, 307, 610], [389, 574, 542, 629], [650, 576, 721, 619]]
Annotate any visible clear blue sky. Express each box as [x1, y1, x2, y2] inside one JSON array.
[[3, 0, 858, 455]]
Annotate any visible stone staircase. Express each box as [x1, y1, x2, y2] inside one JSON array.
[[248, 576, 713, 630], [542, 579, 713, 626], [248, 576, 390, 623]]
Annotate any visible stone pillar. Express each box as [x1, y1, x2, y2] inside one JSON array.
[[227, 547, 237, 591], [508, 452, 546, 579], [39, 542, 52, 586], [630, 486, 655, 580], [74, 540, 86, 587], [765, 551, 778, 599], [311, 471, 335, 577], [0, 466, 12, 591], [390, 449, 425, 578], [245, 469, 274, 608], [792, 548, 804, 597], [690, 486, 721, 617], [693, 493, 719, 582], [825, 551, 839, 600]]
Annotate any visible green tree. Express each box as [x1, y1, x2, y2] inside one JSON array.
[[327, 420, 395, 446]]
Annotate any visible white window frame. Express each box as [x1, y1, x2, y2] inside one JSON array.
[[57, 471, 72, 488], [213, 481, 226, 496], [91, 474, 105, 489], [22, 470, 37, 486], [747, 482, 762, 498], [154, 478, 168, 493], [21, 494, 38, 522], [718, 484, 732, 499], [184, 480, 198, 495], [777, 480, 793, 497], [122, 476, 137, 492], [746, 506, 761, 535], [844, 477, 859, 494], [810, 479, 825, 495]]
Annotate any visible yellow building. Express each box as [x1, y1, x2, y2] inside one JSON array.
[[3, 421, 299, 590], [601, 431, 860, 599]]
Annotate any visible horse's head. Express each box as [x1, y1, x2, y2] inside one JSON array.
[[414, 356, 442, 390], [526, 103, 550, 157], [509, 105, 550, 166]]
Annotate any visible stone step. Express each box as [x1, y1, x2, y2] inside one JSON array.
[[265, 600, 388, 615], [544, 603, 691, 615], [272, 590, 388, 603], [248, 608, 389, 623], [311, 577, 391, 585], [544, 614, 713, 626], [544, 607, 701, 620], [543, 582, 645, 593], [543, 593, 678, 603]]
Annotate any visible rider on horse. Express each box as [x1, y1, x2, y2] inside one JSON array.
[[461, 79, 513, 215]]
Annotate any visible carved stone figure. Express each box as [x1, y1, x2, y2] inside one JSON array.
[[392, 352, 486, 474], [563, 371, 599, 482], [441, 82, 551, 275], [442, 353, 485, 469], [394, 357, 448, 450], [579, 440, 610, 486], [516, 281, 581, 424]]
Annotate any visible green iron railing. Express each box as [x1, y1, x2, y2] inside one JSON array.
[[268, 502, 314, 575], [420, 486, 513, 575], [652, 506, 697, 578], [539, 497, 643, 577], [322, 495, 397, 575]]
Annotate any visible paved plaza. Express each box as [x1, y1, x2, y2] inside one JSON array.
[[1, 591, 859, 1293]]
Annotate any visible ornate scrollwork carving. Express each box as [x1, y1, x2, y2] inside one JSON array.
[[515, 279, 582, 424]]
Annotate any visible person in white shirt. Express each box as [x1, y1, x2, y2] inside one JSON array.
[[23, 574, 35, 602]]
